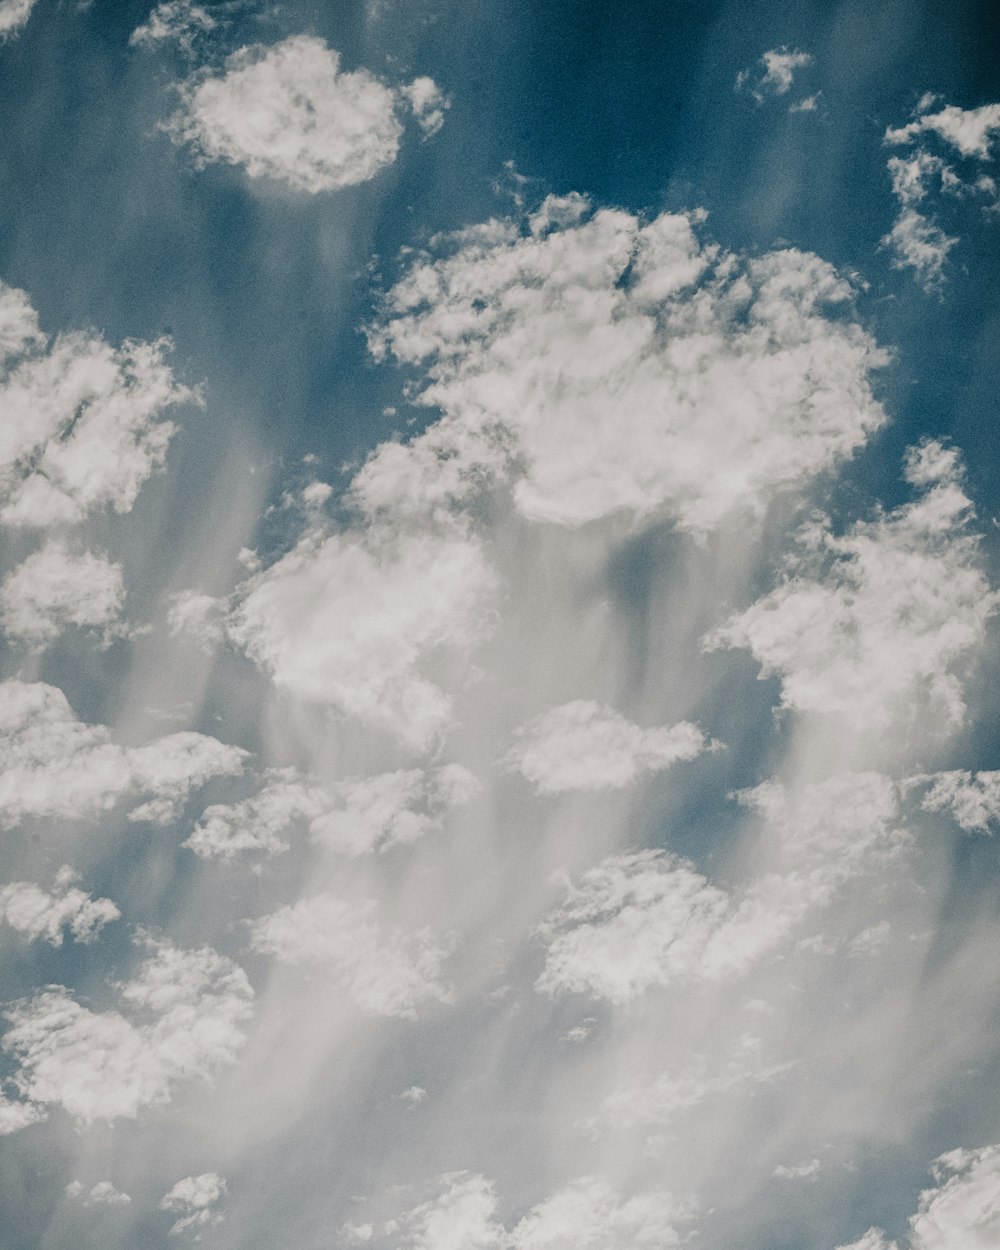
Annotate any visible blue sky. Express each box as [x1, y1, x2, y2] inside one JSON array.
[[0, 2, 999, 1248]]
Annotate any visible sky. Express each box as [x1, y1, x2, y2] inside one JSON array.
[[0, 1, 999, 1247]]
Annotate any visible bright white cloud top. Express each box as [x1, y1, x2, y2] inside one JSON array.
[[0, 541, 127, 645], [166, 36, 445, 192], [0, 0, 35, 41]]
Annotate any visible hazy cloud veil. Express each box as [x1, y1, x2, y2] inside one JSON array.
[[0, 2, 998, 1249]]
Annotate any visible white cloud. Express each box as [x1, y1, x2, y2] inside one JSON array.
[[537, 774, 902, 1003], [0, 870, 120, 945], [915, 770, 1000, 832], [402, 76, 450, 137], [882, 101, 1000, 286], [66, 1179, 132, 1206], [392, 1173, 690, 1250], [0, 0, 35, 41], [160, 1172, 227, 1237], [186, 763, 477, 859], [167, 36, 444, 193], [511, 1176, 691, 1250], [736, 48, 813, 103], [250, 894, 454, 1018], [167, 589, 226, 649], [2, 940, 253, 1126], [229, 523, 497, 750], [885, 102, 1000, 159], [0, 680, 246, 829], [0, 1091, 45, 1135], [881, 209, 958, 288], [506, 700, 707, 795], [838, 1143, 1000, 1250], [0, 282, 193, 526], [130, 1, 217, 55], [773, 1158, 821, 1180], [706, 443, 998, 735], [362, 205, 888, 534], [0, 541, 127, 646]]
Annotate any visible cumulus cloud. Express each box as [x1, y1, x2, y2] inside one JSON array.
[[229, 523, 497, 750], [506, 701, 707, 795], [706, 442, 998, 735], [0, 869, 120, 945], [160, 1172, 227, 1237], [0, 282, 193, 526], [838, 1143, 1000, 1250], [186, 763, 478, 859], [0, 680, 246, 829], [913, 770, 1000, 832], [0, 541, 127, 646], [537, 773, 902, 1003], [0, 0, 35, 41], [391, 1172, 690, 1250], [2, 940, 253, 1127], [250, 894, 455, 1018], [66, 1179, 132, 1206], [166, 588, 226, 649], [882, 100, 1000, 286], [362, 203, 888, 533], [736, 48, 813, 104], [166, 36, 444, 193], [130, 1, 216, 55], [773, 1159, 821, 1180]]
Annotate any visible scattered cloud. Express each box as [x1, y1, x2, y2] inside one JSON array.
[[0, 680, 246, 829], [160, 1172, 227, 1237], [913, 770, 1000, 832], [186, 763, 478, 859], [773, 1158, 821, 1180], [363, 204, 888, 533], [66, 1179, 132, 1206], [166, 36, 445, 193], [229, 523, 497, 750], [2, 940, 253, 1127], [736, 48, 813, 104], [0, 869, 120, 945], [167, 589, 226, 649], [706, 442, 998, 735], [250, 894, 455, 1017], [537, 773, 903, 1003], [130, 0, 216, 56], [0, 282, 193, 527], [882, 100, 1000, 287], [0, 541, 127, 646], [506, 701, 707, 795]]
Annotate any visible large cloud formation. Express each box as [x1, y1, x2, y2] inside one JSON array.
[[361, 198, 889, 533]]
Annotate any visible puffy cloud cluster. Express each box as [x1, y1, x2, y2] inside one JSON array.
[[229, 524, 497, 750], [915, 770, 1000, 832], [506, 701, 707, 795], [250, 894, 455, 1018], [159, 1172, 227, 1237], [537, 773, 902, 1003], [883, 98, 1000, 287], [2, 940, 253, 1127], [837, 1143, 1000, 1250], [166, 36, 445, 193], [0, 282, 192, 526], [0, 0, 35, 41], [707, 443, 998, 736], [362, 202, 888, 533], [735, 47, 813, 105], [0, 680, 246, 829], [0, 869, 119, 945], [130, 0, 216, 55], [0, 541, 127, 646], [187, 763, 478, 859], [65, 1179, 132, 1207], [388, 1172, 690, 1250]]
